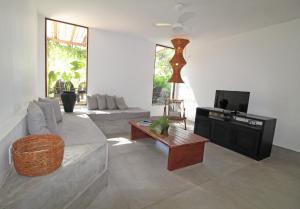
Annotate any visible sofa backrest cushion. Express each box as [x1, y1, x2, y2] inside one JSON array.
[[97, 94, 107, 110], [39, 97, 63, 122], [87, 95, 98, 110], [27, 102, 50, 135], [35, 101, 58, 133], [115, 97, 128, 110], [106, 95, 117, 110]]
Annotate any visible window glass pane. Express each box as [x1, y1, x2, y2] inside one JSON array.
[[152, 45, 174, 105]]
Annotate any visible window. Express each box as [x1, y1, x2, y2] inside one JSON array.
[[152, 45, 175, 105], [45, 18, 88, 105]]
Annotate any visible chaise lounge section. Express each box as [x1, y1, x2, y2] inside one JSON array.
[[81, 107, 150, 135], [0, 112, 109, 209], [0, 94, 150, 209], [84, 94, 151, 135]]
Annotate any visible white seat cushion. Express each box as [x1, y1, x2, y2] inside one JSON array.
[[87, 95, 98, 110], [26, 101, 50, 134], [115, 97, 128, 110], [39, 97, 63, 122], [35, 101, 58, 133], [96, 94, 107, 110], [106, 95, 117, 110], [56, 113, 107, 146]]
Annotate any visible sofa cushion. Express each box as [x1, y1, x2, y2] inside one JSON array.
[[87, 95, 98, 110], [39, 97, 63, 122], [115, 97, 128, 110], [106, 95, 117, 110], [85, 107, 150, 121], [97, 94, 107, 110], [70, 107, 150, 135], [27, 102, 50, 134], [56, 113, 107, 146], [35, 101, 58, 133]]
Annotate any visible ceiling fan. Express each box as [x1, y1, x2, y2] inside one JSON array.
[[155, 3, 195, 35]]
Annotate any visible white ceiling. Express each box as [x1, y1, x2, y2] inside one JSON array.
[[35, 0, 300, 45]]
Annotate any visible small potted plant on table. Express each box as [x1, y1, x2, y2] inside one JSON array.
[[150, 116, 170, 136]]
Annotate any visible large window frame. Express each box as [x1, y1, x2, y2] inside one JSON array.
[[152, 44, 175, 105], [45, 18, 89, 100]]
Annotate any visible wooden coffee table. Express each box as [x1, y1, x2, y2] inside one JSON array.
[[129, 120, 209, 171]]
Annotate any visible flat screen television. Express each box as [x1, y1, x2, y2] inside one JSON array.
[[214, 90, 250, 113]]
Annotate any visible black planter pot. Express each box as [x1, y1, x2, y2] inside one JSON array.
[[61, 91, 76, 113]]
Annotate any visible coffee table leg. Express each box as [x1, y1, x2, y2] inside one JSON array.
[[168, 143, 205, 171], [131, 125, 151, 140]]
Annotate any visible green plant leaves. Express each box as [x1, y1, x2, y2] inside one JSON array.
[[152, 46, 174, 104], [70, 60, 85, 71], [150, 117, 170, 134], [47, 40, 87, 96]]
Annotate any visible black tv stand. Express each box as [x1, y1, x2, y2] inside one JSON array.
[[194, 107, 277, 160]]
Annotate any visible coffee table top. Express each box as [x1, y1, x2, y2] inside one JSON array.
[[129, 120, 208, 148]]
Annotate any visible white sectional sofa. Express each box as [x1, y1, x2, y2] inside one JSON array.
[[0, 113, 109, 209], [85, 94, 150, 135], [77, 107, 150, 135], [0, 95, 150, 209]]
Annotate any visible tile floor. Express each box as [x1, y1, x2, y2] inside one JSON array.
[[86, 131, 300, 209]]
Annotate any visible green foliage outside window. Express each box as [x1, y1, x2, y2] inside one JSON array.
[[152, 46, 174, 105], [47, 40, 87, 96]]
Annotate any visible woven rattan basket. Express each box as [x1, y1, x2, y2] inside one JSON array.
[[12, 134, 64, 177]]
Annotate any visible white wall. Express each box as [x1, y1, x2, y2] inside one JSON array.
[[88, 29, 155, 110], [37, 15, 46, 97], [37, 18, 160, 113], [180, 19, 300, 152], [0, 0, 38, 185]]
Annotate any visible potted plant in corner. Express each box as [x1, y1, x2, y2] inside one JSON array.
[[60, 60, 85, 112]]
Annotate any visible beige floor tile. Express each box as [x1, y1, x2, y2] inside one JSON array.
[[143, 185, 254, 209], [86, 174, 130, 209], [109, 140, 196, 209], [88, 133, 300, 209]]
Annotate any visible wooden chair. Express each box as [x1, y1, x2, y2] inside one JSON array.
[[77, 82, 86, 102], [163, 99, 187, 130]]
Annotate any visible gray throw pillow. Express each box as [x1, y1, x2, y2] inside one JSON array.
[[115, 97, 128, 110], [39, 97, 62, 122], [35, 101, 58, 133], [27, 102, 50, 134], [106, 95, 117, 110], [87, 95, 98, 110], [97, 94, 107, 110]]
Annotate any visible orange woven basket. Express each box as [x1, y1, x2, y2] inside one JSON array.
[[12, 134, 64, 177]]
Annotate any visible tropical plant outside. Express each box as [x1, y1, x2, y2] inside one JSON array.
[[152, 45, 174, 105], [47, 40, 87, 100]]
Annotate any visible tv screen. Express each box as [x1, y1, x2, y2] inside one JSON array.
[[214, 90, 250, 113]]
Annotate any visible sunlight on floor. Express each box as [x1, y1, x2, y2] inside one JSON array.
[[76, 114, 89, 118], [107, 137, 133, 146]]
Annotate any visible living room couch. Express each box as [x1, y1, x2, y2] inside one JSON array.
[[76, 107, 150, 135], [1, 97, 150, 209], [0, 112, 109, 209]]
